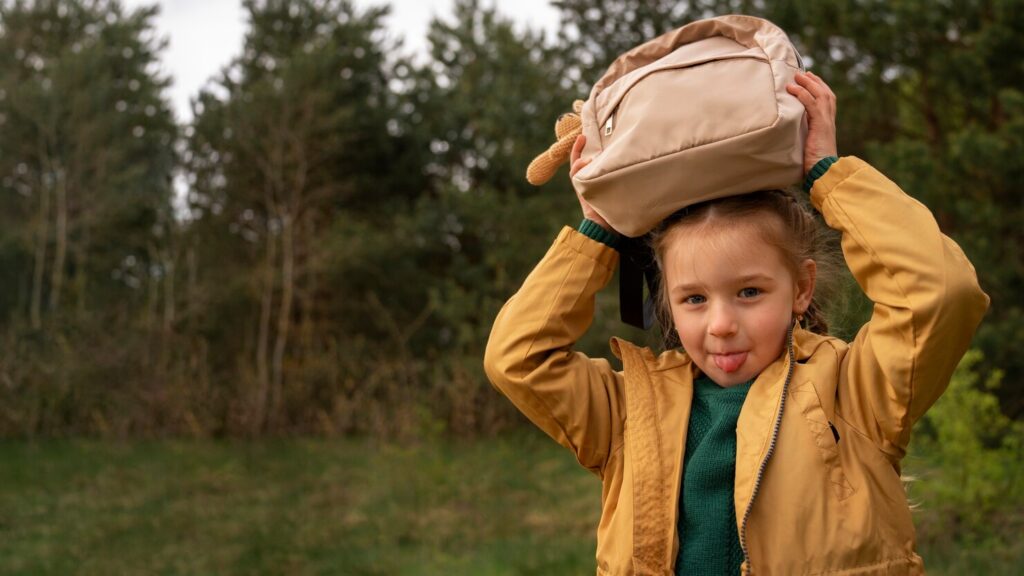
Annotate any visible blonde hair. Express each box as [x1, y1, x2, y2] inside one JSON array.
[[648, 189, 841, 347]]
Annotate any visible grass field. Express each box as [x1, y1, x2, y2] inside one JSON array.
[[0, 432, 1019, 575]]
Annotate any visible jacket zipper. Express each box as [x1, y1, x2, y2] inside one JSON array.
[[738, 320, 796, 575]]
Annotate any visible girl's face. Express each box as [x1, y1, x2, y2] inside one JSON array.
[[662, 219, 815, 387]]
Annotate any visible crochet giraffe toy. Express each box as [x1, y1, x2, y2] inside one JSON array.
[[526, 99, 585, 185]]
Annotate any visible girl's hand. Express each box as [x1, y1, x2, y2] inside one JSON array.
[[570, 135, 615, 232], [786, 71, 838, 176]]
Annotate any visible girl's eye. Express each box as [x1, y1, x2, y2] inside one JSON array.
[[683, 295, 706, 305], [739, 287, 761, 298]]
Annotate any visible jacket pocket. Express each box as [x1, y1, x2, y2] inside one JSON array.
[[790, 379, 856, 501]]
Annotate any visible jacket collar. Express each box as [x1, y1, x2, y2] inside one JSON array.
[[608, 325, 829, 573]]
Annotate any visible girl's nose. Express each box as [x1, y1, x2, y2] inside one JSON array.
[[708, 304, 738, 337]]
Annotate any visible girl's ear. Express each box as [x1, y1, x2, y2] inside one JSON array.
[[793, 258, 817, 315]]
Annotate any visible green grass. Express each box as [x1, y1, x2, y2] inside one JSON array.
[[0, 432, 1019, 575], [0, 433, 598, 575]]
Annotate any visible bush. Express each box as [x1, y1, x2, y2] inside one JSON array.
[[907, 350, 1024, 558]]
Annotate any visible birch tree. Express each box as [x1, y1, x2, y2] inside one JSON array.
[[0, 0, 176, 329], [187, 0, 408, 432]]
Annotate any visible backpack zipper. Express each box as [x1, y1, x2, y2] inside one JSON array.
[[738, 320, 796, 575]]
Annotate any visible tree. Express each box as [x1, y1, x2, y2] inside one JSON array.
[[0, 0, 177, 435], [0, 0, 176, 327], [186, 0, 421, 433]]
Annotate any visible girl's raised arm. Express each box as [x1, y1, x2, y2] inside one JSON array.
[[483, 136, 625, 477], [791, 71, 989, 461], [809, 158, 989, 461]]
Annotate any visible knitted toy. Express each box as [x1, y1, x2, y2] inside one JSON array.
[[526, 99, 585, 185]]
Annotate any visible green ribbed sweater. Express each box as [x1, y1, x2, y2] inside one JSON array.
[[675, 375, 752, 576]]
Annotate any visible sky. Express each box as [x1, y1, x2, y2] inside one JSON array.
[[122, 0, 561, 123]]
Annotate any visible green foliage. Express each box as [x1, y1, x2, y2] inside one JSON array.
[[0, 0, 180, 436], [184, 0, 424, 435], [906, 350, 1024, 573], [423, 0, 583, 194], [909, 351, 1024, 531], [0, 0, 176, 319]]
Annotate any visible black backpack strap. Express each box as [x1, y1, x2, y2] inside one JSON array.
[[618, 237, 659, 330]]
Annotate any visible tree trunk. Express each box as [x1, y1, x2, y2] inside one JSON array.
[[143, 242, 160, 367], [162, 241, 176, 334], [30, 178, 50, 330], [49, 165, 67, 313], [186, 245, 197, 323], [270, 210, 295, 429], [156, 241, 175, 390], [255, 218, 277, 432], [298, 210, 316, 352], [71, 239, 88, 318]]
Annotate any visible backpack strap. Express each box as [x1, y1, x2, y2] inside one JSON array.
[[619, 236, 659, 330]]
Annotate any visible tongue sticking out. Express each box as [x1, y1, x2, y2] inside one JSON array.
[[713, 352, 747, 373]]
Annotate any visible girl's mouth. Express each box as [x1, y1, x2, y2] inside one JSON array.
[[712, 352, 747, 373]]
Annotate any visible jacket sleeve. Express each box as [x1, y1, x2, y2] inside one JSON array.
[[483, 226, 625, 476], [810, 156, 990, 461]]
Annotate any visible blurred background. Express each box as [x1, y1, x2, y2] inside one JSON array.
[[0, 0, 1021, 574]]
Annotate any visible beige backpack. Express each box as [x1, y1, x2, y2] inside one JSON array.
[[528, 14, 807, 238]]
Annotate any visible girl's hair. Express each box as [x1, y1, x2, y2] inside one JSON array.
[[648, 189, 841, 348]]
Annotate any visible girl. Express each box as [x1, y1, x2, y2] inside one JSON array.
[[483, 71, 989, 575]]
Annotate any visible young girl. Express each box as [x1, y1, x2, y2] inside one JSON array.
[[483, 71, 990, 575]]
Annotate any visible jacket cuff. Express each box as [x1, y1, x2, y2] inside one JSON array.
[[578, 218, 621, 251], [556, 226, 619, 271], [803, 155, 840, 193], [807, 156, 871, 209]]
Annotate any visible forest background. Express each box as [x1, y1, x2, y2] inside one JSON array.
[[0, 0, 1021, 573]]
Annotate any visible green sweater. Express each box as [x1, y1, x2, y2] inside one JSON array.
[[675, 375, 752, 576]]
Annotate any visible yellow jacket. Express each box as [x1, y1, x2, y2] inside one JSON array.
[[483, 157, 990, 575]]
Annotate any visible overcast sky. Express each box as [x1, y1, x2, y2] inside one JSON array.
[[121, 0, 560, 123]]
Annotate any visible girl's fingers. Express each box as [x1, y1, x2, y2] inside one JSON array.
[[805, 71, 837, 101], [786, 82, 817, 110], [570, 157, 590, 178], [571, 134, 585, 164], [793, 72, 823, 99], [789, 78, 835, 119], [796, 71, 836, 106]]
